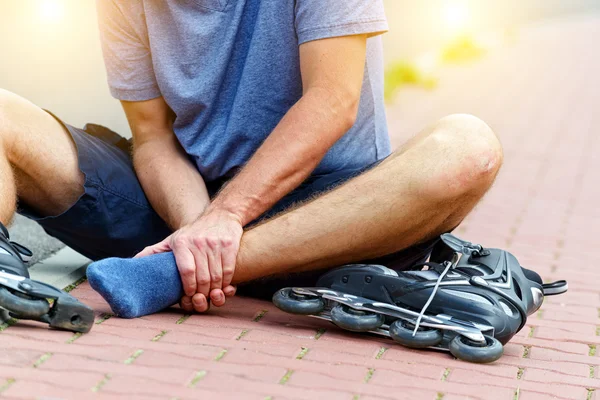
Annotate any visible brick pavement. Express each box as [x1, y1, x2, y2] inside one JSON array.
[[1, 14, 599, 400]]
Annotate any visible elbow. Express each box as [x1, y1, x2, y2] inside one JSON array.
[[132, 127, 177, 151], [132, 131, 180, 167], [344, 100, 359, 131], [332, 90, 360, 132], [338, 95, 359, 132], [306, 86, 360, 133]]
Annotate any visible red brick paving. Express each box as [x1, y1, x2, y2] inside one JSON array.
[[2, 14, 599, 400]]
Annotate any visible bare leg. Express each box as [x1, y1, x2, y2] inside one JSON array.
[[234, 114, 503, 283], [0, 89, 84, 224]]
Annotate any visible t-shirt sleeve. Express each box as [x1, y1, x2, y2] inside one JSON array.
[[96, 0, 161, 101], [295, 0, 388, 45]]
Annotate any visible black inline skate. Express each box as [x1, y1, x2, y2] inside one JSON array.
[[0, 222, 94, 333], [273, 234, 567, 363]]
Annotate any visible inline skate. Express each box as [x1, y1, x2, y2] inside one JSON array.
[[273, 234, 567, 363], [0, 222, 94, 333]]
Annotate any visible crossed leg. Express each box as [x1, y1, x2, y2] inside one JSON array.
[[232, 114, 503, 283], [0, 89, 502, 297]]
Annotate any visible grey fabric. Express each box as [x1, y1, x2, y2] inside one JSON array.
[[96, 0, 391, 182]]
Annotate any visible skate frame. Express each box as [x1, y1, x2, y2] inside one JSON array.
[[293, 248, 494, 346], [291, 287, 494, 345]]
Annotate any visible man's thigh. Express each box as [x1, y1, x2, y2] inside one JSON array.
[[18, 113, 171, 260]]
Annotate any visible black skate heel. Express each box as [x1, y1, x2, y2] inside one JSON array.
[[0, 222, 94, 333], [272, 234, 568, 364]]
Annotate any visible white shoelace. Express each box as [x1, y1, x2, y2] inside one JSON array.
[[412, 261, 453, 336]]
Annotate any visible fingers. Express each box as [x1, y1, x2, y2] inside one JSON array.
[[211, 284, 236, 307], [181, 294, 211, 313], [206, 246, 236, 307], [210, 289, 226, 307], [192, 293, 209, 313], [180, 295, 194, 312], [172, 236, 227, 302], [223, 285, 237, 297], [209, 244, 237, 308], [172, 243, 198, 297], [134, 236, 172, 258], [221, 246, 236, 289], [193, 247, 211, 298], [181, 288, 234, 314], [181, 288, 232, 314], [206, 245, 223, 292], [169, 212, 242, 312]]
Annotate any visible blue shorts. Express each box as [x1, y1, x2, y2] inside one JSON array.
[[19, 115, 438, 294]]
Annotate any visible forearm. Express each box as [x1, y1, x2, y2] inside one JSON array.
[[210, 87, 356, 226], [134, 134, 210, 230]]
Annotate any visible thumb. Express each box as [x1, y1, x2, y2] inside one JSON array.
[[134, 236, 172, 258]]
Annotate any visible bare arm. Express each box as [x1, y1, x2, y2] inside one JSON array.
[[210, 34, 368, 225], [137, 35, 369, 313], [122, 97, 210, 230]]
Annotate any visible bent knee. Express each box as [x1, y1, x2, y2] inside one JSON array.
[[0, 89, 29, 142], [0, 89, 15, 133], [426, 114, 503, 197]]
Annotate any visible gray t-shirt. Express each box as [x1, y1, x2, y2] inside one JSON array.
[[97, 0, 391, 182]]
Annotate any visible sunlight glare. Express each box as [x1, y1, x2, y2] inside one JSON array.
[[39, 0, 66, 23], [443, 0, 472, 33]]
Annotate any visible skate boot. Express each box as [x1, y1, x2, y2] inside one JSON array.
[[0, 222, 94, 333], [273, 233, 567, 363]]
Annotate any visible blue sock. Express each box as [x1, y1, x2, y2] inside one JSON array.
[[86, 252, 183, 318]]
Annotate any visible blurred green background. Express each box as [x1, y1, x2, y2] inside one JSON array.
[[1, 0, 599, 135]]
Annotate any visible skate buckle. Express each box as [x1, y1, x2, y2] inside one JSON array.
[[0, 271, 94, 333], [470, 276, 488, 286], [441, 233, 490, 257]]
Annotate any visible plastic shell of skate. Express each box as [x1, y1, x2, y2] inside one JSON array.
[[272, 234, 568, 364]]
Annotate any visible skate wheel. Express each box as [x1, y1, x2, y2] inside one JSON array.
[[330, 304, 385, 332], [389, 320, 443, 348], [272, 288, 325, 315], [449, 335, 503, 363]]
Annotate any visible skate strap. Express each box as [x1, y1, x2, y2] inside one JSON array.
[[542, 280, 568, 296], [9, 241, 33, 263]]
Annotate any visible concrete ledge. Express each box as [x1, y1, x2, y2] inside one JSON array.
[[28, 247, 90, 289]]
